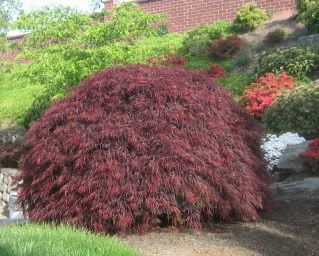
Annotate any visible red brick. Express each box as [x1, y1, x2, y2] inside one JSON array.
[[105, 0, 296, 32]]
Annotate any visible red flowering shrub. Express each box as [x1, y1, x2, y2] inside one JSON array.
[[207, 64, 227, 78], [300, 137, 319, 173], [147, 55, 188, 66], [241, 73, 295, 118], [18, 65, 270, 234], [209, 35, 244, 60]]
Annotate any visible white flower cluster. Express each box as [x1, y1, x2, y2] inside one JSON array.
[[261, 132, 306, 171]]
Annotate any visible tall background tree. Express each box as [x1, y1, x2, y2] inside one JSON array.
[[0, 0, 21, 51]]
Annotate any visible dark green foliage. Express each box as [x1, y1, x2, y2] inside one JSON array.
[[263, 81, 319, 139], [298, 0, 319, 33], [156, 23, 169, 36], [265, 29, 287, 46], [234, 3, 268, 32], [256, 46, 319, 80], [182, 21, 234, 56]]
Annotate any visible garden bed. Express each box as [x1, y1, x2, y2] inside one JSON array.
[[124, 189, 319, 256]]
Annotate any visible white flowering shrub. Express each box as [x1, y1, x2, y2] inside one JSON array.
[[261, 132, 306, 171]]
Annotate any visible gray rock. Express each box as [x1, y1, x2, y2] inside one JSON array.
[[297, 33, 319, 47], [1, 168, 19, 177], [0, 126, 25, 144], [9, 190, 24, 220], [272, 177, 319, 195], [276, 141, 311, 175]]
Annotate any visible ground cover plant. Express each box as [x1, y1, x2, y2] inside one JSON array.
[[0, 224, 140, 256], [241, 73, 295, 118], [18, 65, 271, 234], [262, 133, 306, 171], [263, 81, 319, 139]]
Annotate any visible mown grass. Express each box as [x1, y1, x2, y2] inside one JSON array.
[[0, 67, 45, 125], [217, 72, 255, 100], [0, 224, 140, 256]]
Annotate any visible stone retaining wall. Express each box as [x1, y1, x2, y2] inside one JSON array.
[[0, 168, 18, 217]]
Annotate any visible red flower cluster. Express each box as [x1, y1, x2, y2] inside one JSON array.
[[18, 65, 270, 234], [207, 64, 227, 78], [241, 73, 295, 118], [210, 35, 244, 60], [300, 137, 319, 173], [148, 54, 188, 66]]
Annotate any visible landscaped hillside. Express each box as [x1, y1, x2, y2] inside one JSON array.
[[1, 1, 319, 256]]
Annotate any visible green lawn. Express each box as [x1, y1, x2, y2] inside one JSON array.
[[0, 224, 140, 256], [0, 70, 45, 125]]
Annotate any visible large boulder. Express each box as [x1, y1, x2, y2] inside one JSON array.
[[274, 141, 312, 180], [272, 177, 319, 195]]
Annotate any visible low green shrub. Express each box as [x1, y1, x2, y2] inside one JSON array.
[[234, 3, 268, 32], [182, 21, 234, 56], [217, 72, 254, 99], [0, 224, 140, 256], [263, 80, 319, 139], [265, 29, 287, 46], [156, 23, 169, 36], [298, 0, 319, 33], [256, 46, 319, 80]]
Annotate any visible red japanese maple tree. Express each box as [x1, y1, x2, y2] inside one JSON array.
[[18, 65, 270, 234]]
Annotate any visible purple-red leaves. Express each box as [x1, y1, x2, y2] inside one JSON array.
[[18, 65, 270, 234]]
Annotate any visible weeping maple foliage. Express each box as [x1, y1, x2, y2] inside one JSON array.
[[18, 65, 270, 234]]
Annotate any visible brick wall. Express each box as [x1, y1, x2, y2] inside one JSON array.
[[104, 0, 296, 32]]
